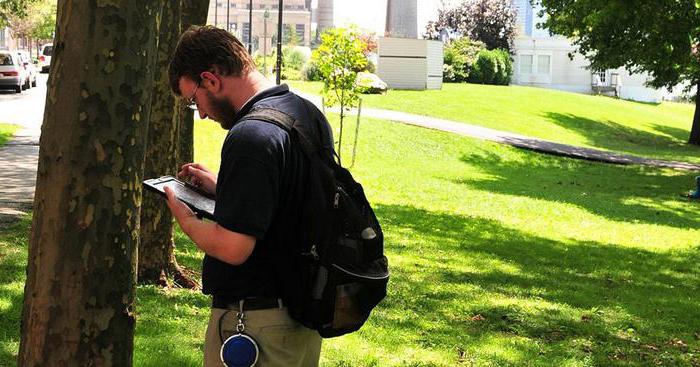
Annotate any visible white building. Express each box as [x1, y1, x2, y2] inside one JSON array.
[[511, 0, 675, 103]]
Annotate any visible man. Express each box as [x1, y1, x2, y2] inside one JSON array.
[[164, 25, 325, 366]]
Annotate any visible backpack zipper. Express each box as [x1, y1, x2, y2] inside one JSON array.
[[331, 263, 389, 281]]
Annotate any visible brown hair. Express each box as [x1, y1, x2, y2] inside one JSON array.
[[168, 25, 256, 95]]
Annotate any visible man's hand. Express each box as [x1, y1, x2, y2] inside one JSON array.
[[178, 163, 217, 196], [164, 186, 198, 235]]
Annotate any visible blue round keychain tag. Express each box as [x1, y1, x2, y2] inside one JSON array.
[[220, 333, 259, 367]]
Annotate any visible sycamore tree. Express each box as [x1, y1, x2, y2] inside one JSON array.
[[537, 0, 700, 145], [312, 27, 367, 165]]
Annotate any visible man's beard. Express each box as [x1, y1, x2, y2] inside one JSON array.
[[208, 91, 238, 130]]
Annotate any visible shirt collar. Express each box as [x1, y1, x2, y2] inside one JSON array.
[[232, 84, 290, 125]]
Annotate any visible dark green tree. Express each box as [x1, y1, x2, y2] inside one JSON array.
[[537, 0, 700, 145]]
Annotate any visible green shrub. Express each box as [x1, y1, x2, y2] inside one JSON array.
[[470, 48, 512, 85], [283, 46, 308, 70], [302, 58, 322, 81], [442, 37, 484, 82]]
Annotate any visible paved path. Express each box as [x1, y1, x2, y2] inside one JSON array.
[[294, 91, 700, 171], [0, 130, 39, 221], [0, 74, 45, 224]]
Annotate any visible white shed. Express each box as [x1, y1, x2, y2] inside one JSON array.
[[377, 38, 443, 90]]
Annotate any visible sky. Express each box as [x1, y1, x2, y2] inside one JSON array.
[[329, 0, 445, 37]]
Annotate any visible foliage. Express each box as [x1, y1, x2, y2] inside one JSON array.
[[282, 23, 300, 46], [283, 46, 307, 70], [302, 58, 322, 81], [254, 53, 275, 75], [28, 0, 55, 40], [0, 0, 34, 28], [443, 37, 485, 82], [470, 48, 512, 85], [425, 0, 517, 52], [356, 32, 378, 56], [6, 0, 55, 42], [537, 0, 700, 144], [278, 46, 307, 81], [312, 27, 367, 164], [0, 123, 19, 146]]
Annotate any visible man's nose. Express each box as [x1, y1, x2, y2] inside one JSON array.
[[198, 110, 207, 119]]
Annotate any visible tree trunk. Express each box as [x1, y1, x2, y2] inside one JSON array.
[[138, 0, 196, 288], [18, 1, 162, 366], [177, 0, 210, 167], [689, 81, 700, 146]]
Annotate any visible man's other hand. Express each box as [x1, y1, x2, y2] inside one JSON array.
[[178, 163, 217, 196]]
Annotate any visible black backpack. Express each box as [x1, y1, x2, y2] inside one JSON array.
[[242, 103, 389, 338]]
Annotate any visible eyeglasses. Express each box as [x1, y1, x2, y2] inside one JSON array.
[[182, 81, 200, 111]]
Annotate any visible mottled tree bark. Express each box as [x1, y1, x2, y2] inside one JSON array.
[[18, 1, 162, 366], [138, 0, 197, 288], [177, 0, 210, 167], [689, 81, 700, 145]]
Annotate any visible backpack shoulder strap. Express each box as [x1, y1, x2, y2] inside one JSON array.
[[242, 106, 326, 160]]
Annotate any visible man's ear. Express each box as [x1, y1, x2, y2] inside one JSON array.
[[200, 71, 221, 93]]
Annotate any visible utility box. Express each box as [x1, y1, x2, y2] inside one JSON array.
[[377, 38, 443, 90]]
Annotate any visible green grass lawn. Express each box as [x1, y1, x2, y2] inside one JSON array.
[[0, 123, 19, 146], [287, 80, 700, 165], [1, 115, 699, 366]]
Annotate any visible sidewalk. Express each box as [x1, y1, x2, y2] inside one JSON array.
[[0, 128, 39, 224], [293, 91, 700, 171]]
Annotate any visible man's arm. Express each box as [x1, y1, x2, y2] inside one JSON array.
[[164, 186, 255, 265]]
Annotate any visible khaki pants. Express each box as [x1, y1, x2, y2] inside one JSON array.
[[204, 306, 322, 367]]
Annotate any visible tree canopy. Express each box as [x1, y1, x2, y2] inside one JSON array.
[[0, 0, 34, 28], [424, 0, 517, 52], [537, 0, 700, 144]]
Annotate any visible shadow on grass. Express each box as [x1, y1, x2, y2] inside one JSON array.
[[133, 286, 209, 367], [456, 150, 700, 229], [652, 123, 694, 143], [543, 112, 699, 157], [373, 203, 700, 365]]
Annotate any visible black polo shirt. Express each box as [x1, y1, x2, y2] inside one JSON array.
[[202, 84, 324, 299]]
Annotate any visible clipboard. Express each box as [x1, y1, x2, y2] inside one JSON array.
[[143, 175, 216, 221]]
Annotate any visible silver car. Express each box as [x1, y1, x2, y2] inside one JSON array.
[[0, 51, 30, 93]]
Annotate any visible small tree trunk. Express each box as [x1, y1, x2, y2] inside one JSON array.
[[177, 0, 210, 168], [689, 80, 700, 146], [18, 1, 162, 365], [139, 0, 197, 288]]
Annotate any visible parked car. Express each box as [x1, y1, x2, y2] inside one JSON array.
[[0, 50, 30, 93], [15, 50, 37, 88], [39, 43, 52, 73]]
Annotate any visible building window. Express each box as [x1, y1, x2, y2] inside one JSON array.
[[295, 24, 305, 42], [520, 55, 533, 74], [0, 29, 5, 49], [242, 22, 250, 44], [597, 71, 607, 84], [537, 55, 550, 74]]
